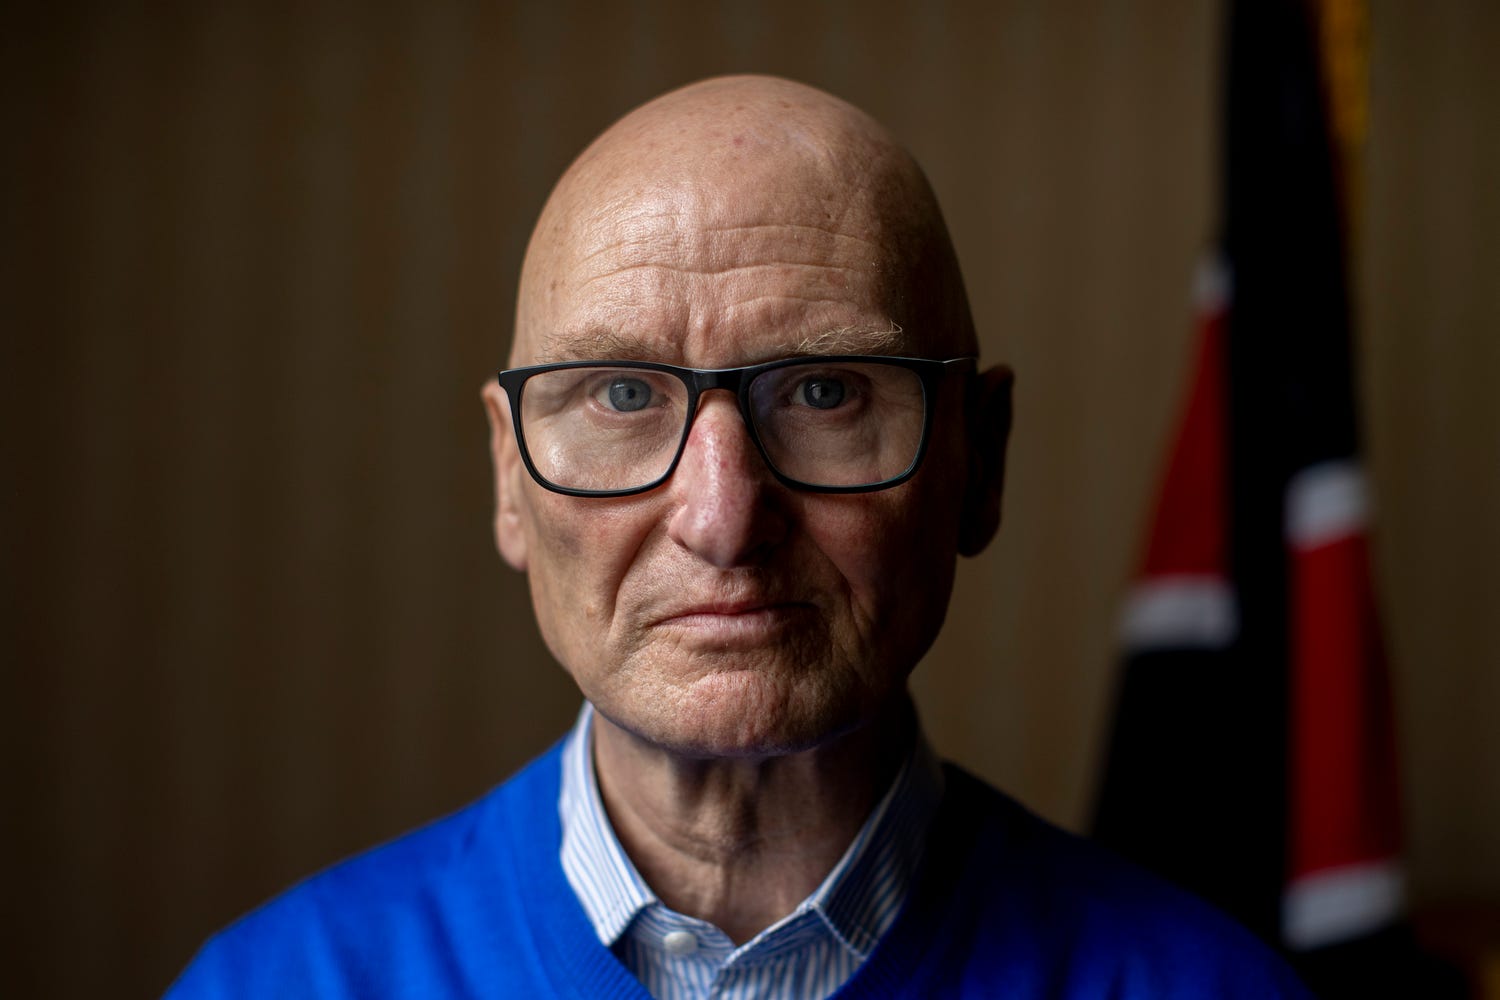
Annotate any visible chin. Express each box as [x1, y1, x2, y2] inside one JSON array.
[[602, 667, 874, 761]]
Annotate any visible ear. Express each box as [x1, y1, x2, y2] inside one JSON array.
[[481, 380, 530, 571], [958, 364, 1014, 557]]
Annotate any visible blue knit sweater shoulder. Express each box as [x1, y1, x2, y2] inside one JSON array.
[[169, 741, 1310, 998]]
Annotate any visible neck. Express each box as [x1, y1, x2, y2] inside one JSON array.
[[590, 698, 915, 944]]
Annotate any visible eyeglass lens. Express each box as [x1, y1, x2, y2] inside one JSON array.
[[516, 360, 928, 493]]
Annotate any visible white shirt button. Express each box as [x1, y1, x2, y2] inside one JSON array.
[[662, 930, 698, 956]]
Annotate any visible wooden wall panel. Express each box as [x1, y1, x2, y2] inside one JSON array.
[[1363, 2, 1500, 904]]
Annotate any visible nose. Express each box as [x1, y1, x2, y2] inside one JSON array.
[[666, 393, 788, 568]]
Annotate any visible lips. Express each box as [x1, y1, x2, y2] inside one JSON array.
[[657, 600, 810, 622], [649, 596, 817, 640], [664, 599, 796, 618]]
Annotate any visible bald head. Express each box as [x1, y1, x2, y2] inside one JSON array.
[[512, 75, 974, 366]]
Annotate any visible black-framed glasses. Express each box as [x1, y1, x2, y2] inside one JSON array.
[[495, 354, 974, 497]]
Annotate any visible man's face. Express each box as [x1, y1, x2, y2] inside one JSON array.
[[487, 146, 976, 759]]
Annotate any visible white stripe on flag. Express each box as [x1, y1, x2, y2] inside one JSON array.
[[1119, 575, 1238, 651], [1286, 460, 1369, 549], [1282, 859, 1404, 950], [1194, 253, 1232, 314]]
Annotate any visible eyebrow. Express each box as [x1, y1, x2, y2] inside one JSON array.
[[534, 323, 909, 366], [533, 330, 674, 365], [783, 324, 907, 358]]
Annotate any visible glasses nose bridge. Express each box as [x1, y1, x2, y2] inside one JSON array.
[[684, 366, 755, 430], [677, 366, 770, 479]]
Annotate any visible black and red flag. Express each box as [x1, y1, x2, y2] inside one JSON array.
[[1089, 1, 1449, 994]]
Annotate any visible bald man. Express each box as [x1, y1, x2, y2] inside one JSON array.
[[171, 76, 1309, 999]]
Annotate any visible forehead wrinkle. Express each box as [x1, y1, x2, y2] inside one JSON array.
[[565, 218, 895, 316], [704, 222, 882, 251], [572, 206, 683, 269], [572, 193, 886, 270], [576, 260, 870, 289]]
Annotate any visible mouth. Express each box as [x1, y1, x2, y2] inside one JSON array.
[[651, 600, 816, 643]]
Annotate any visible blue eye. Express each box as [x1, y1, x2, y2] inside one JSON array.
[[606, 378, 652, 412], [796, 377, 846, 409]]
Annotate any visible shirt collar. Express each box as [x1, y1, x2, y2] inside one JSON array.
[[558, 701, 944, 959], [558, 703, 657, 945]]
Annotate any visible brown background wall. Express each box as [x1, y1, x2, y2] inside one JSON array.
[[3, 2, 1495, 996]]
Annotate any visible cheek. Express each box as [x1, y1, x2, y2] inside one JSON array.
[[522, 492, 656, 659], [525, 488, 653, 569], [806, 485, 958, 630]]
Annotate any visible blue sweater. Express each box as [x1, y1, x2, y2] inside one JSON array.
[[169, 742, 1310, 998]]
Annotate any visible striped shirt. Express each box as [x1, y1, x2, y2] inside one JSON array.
[[558, 704, 943, 1000]]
